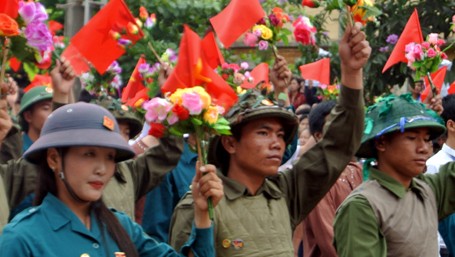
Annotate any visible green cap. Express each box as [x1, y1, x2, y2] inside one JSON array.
[[357, 94, 446, 158], [208, 90, 299, 171], [19, 86, 53, 115], [90, 95, 143, 139]]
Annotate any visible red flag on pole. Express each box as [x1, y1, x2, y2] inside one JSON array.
[[241, 63, 269, 89], [299, 58, 330, 85], [162, 25, 238, 111], [69, 0, 143, 74], [122, 56, 146, 104], [209, 0, 265, 48], [0, 0, 19, 18], [382, 9, 423, 73], [201, 31, 225, 69], [420, 66, 447, 102]]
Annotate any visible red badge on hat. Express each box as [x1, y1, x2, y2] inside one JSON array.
[[103, 116, 114, 131]]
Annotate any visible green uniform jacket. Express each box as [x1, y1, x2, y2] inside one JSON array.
[[0, 135, 183, 221], [334, 165, 455, 257], [0, 193, 214, 256], [169, 86, 364, 257]]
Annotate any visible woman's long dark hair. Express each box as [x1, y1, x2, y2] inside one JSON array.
[[34, 148, 139, 257]]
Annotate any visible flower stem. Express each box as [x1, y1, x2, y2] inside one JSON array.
[[426, 72, 438, 98], [147, 42, 164, 66], [195, 127, 214, 220]]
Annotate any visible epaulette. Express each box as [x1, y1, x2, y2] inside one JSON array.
[[8, 206, 41, 227]]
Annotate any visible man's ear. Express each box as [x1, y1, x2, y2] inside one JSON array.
[[221, 136, 237, 154], [23, 110, 33, 123], [313, 131, 323, 142], [447, 120, 455, 133], [374, 136, 387, 153]]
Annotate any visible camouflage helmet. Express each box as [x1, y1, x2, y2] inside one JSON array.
[[357, 94, 445, 158], [18, 86, 53, 115], [207, 90, 299, 172], [91, 95, 143, 139]]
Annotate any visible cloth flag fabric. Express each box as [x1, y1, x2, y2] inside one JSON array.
[[162, 25, 237, 111], [209, 0, 264, 48], [61, 44, 91, 76], [68, 0, 143, 74], [299, 58, 330, 85], [382, 9, 423, 73], [122, 56, 146, 104], [24, 74, 52, 92], [241, 63, 269, 89], [201, 31, 225, 69], [0, 0, 19, 18], [420, 66, 447, 102], [448, 81, 455, 95]]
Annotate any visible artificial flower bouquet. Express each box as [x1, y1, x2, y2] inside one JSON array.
[[80, 61, 123, 97], [0, 1, 53, 93], [243, 7, 291, 53], [144, 86, 231, 219], [405, 33, 451, 95], [218, 62, 254, 94], [318, 83, 340, 100], [292, 15, 317, 46], [307, 0, 380, 26]]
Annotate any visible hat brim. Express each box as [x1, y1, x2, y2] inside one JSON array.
[[116, 117, 143, 139], [356, 121, 446, 158], [208, 108, 298, 170], [24, 128, 135, 164]]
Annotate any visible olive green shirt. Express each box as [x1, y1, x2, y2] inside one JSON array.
[[334, 165, 455, 257], [170, 86, 364, 256]]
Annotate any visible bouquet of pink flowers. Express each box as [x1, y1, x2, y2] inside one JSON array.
[[218, 62, 254, 94], [405, 33, 449, 80], [318, 84, 340, 100], [80, 61, 123, 97], [243, 7, 291, 52], [0, 1, 53, 92]]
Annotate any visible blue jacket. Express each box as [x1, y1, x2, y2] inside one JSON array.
[[0, 193, 214, 256]]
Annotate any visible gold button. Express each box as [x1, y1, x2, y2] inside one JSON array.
[[80, 254, 90, 257], [222, 239, 231, 248]]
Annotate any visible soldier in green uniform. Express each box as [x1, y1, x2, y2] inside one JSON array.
[[333, 94, 455, 257], [169, 22, 371, 256], [0, 102, 223, 256]]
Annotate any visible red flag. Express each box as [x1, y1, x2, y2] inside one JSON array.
[[162, 25, 238, 110], [48, 20, 64, 36], [382, 9, 423, 73], [201, 31, 224, 69], [420, 66, 447, 102], [126, 87, 149, 108], [299, 58, 330, 85], [241, 63, 269, 89], [70, 0, 143, 74], [209, 0, 264, 48], [0, 0, 18, 18], [61, 44, 91, 76], [24, 74, 52, 92], [448, 81, 455, 95], [122, 56, 146, 104]]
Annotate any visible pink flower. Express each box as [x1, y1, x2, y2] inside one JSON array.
[[233, 72, 245, 84], [428, 33, 439, 45], [258, 40, 269, 50], [293, 16, 316, 45], [426, 48, 437, 58], [243, 32, 258, 47], [143, 97, 173, 123], [19, 1, 48, 25], [166, 112, 179, 125], [24, 21, 53, 51], [437, 39, 445, 47], [412, 44, 423, 60], [181, 92, 203, 115], [421, 42, 430, 49]]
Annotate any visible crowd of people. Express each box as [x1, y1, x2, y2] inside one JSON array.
[[0, 13, 455, 257]]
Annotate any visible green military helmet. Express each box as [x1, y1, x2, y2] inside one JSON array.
[[357, 93, 446, 158], [18, 86, 53, 116], [91, 95, 143, 139], [208, 90, 299, 173]]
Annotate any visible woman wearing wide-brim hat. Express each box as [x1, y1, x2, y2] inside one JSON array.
[[0, 102, 223, 257]]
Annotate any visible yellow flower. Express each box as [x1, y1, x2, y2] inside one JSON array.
[[252, 25, 273, 40], [203, 106, 219, 125], [191, 86, 211, 109], [169, 88, 185, 105]]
